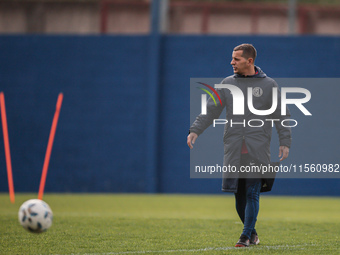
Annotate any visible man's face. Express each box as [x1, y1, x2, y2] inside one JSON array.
[[230, 50, 250, 75]]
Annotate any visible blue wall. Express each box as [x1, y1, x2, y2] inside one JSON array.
[[0, 35, 339, 195]]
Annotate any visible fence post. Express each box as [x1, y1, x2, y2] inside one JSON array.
[[146, 0, 168, 193]]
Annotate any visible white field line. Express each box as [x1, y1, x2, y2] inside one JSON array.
[[74, 244, 314, 255]]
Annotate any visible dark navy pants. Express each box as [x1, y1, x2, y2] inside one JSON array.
[[234, 154, 262, 239]]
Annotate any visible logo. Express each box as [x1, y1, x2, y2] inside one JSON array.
[[197, 82, 222, 115], [197, 83, 312, 128], [252, 87, 263, 97], [196, 82, 222, 107], [209, 84, 312, 116]]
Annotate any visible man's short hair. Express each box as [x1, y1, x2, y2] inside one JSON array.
[[233, 43, 257, 61]]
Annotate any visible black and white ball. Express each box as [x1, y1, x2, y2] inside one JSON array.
[[18, 199, 53, 233]]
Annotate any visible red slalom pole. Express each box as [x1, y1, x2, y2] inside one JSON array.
[[0, 92, 15, 204], [38, 93, 63, 200]]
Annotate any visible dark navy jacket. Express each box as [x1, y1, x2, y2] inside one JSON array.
[[189, 66, 292, 192]]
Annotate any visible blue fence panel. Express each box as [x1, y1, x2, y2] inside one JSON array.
[[0, 36, 149, 192], [0, 35, 339, 195], [158, 36, 340, 195]]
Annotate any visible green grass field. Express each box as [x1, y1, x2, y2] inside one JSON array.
[[0, 194, 339, 254]]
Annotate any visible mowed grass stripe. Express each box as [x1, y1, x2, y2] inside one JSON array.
[[67, 243, 333, 255], [78, 244, 316, 254]]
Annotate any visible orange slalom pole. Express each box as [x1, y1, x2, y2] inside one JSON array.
[[38, 93, 63, 200], [0, 92, 15, 204]]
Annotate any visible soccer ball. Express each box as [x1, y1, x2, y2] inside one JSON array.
[[18, 199, 53, 233]]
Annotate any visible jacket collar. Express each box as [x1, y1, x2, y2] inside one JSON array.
[[234, 65, 266, 78]]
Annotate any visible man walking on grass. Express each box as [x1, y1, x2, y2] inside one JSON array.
[[187, 44, 291, 247]]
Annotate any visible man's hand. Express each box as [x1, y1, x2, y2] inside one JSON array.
[[279, 146, 289, 161], [187, 132, 198, 149]]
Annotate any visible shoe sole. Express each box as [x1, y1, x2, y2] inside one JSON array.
[[235, 244, 248, 247]]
